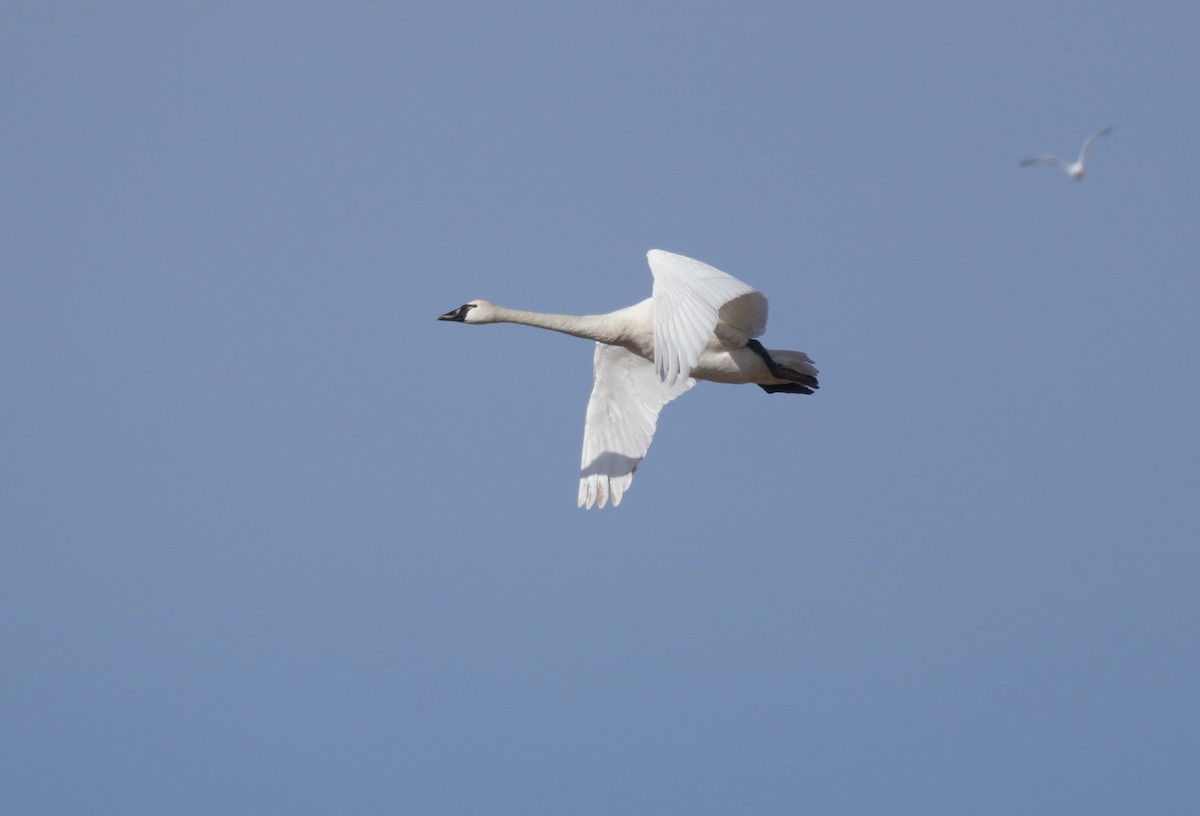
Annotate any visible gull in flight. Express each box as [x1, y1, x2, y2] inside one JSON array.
[[1020, 127, 1113, 179], [438, 250, 819, 508]]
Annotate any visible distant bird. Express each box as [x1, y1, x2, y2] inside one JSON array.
[[1020, 127, 1113, 179], [438, 250, 819, 508]]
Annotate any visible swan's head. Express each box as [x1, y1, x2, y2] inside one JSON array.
[[438, 299, 497, 324]]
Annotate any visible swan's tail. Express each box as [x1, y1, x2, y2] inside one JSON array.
[[757, 348, 819, 395]]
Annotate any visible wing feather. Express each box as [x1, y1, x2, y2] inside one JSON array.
[[578, 344, 694, 509], [1079, 126, 1113, 160], [1020, 156, 1062, 167], [647, 249, 768, 385]]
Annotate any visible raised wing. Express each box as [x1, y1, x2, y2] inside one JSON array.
[[578, 343, 695, 509], [1079, 126, 1113, 160], [647, 249, 767, 385]]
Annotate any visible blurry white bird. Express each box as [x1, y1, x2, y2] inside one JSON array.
[[438, 250, 819, 508], [1020, 127, 1113, 179]]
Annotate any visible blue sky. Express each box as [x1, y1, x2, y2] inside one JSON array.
[[3, 1, 1198, 813]]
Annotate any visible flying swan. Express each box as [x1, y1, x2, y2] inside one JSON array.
[[438, 249, 819, 508], [1020, 126, 1113, 179]]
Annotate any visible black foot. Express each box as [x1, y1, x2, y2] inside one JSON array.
[[746, 339, 818, 395], [758, 382, 816, 395]]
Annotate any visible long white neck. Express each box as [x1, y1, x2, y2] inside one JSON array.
[[487, 306, 624, 345]]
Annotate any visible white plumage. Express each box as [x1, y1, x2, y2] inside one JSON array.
[[438, 250, 818, 508], [1020, 127, 1113, 180]]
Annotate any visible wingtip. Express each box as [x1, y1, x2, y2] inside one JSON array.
[[578, 472, 630, 509], [578, 474, 608, 509]]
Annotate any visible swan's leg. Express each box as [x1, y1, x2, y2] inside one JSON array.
[[747, 339, 818, 395], [746, 339, 786, 378]]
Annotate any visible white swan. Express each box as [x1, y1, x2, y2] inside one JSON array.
[[438, 249, 819, 508], [1020, 126, 1113, 179]]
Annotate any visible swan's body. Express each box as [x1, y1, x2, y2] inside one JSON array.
[[438, 249, 818, 508], [1020, 126, 1113, 179]]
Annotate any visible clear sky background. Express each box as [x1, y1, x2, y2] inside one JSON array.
[[3, 1, 1198, 813]]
